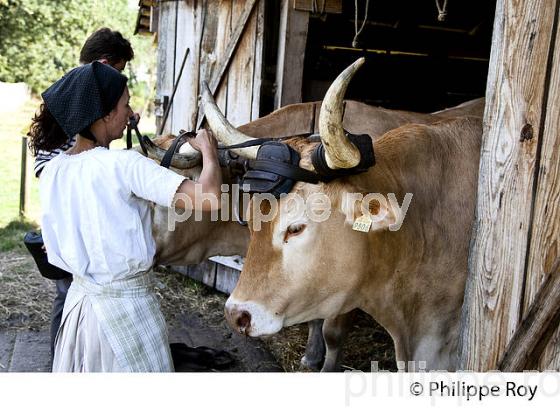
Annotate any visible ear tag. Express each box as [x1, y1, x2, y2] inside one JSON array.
[[352, 214, 372, 233]]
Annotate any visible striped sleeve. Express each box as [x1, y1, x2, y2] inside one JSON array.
[[34, 135, 77, 177]]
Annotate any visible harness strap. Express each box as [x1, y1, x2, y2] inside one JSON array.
[[126, 119, 149, 155], [311, 133, 375, 180], [247, 159, 322, 184], [216, 135, 302, 150], [159, 131, 196, 168], [154, 133, 312, 169]]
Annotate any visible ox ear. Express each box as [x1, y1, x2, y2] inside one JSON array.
[[340, 190, 402, 233]]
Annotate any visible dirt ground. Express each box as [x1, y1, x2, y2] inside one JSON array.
[[0, 249, 396, 372]]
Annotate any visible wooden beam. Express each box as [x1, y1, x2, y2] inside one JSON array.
[[458, 0, 559, 371], [274, 0, 309, 109], [196, 0, 259, 129], [498, 260, 560, 371]]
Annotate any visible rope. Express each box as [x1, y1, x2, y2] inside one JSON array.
[[310, 0, 327, 21], [435, 0, 448, 21], [352, 0, 370, 48]]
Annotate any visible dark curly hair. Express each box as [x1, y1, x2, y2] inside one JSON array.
[[27, 104, 68, 156], [79, 28, 134, 66]]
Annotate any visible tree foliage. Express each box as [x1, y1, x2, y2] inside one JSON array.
[[0, 0, 155, 99]]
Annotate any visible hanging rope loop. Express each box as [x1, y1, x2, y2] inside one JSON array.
[[310, 0, 328, 21], [352, 0, 370, 48], [435, 0, 448, 21]]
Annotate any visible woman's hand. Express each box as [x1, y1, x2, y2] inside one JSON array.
[[173, 129, 222, 211], [188, 129, 217, 155]]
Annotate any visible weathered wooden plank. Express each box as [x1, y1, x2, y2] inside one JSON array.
[[539, 325, 560, 369], [199, 0, 221, 107], [157, 47, 191, 135], [226, 0, 257, 126], [210, 0, 258, 95], [150, 5, 159, 34], [171, 261, 217, 288], [458, 0, 559, 371], [499, 260, 560, 370], [293, 0, 342, 14], [251, 0, 265, 120], [197, 0, 259, 128], [215, 264, 241, 294], [210, 0, 232, 117], [523, 11, 560, 370], [274, 0, 309, 109], [189, 260, 218, 288], [171, 0, 199, 133], [155, 1, 177, 134]]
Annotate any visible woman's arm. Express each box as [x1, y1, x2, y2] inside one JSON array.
[[173, 129, 222, 211]]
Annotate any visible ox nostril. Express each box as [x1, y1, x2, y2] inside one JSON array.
[[236, 310, 251, 330]]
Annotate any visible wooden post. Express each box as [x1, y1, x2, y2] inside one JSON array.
[[19, 136, 27, 218], [522, 7, 560, 369], [274, 0, 309, 109], [458, 0, 560, 370]]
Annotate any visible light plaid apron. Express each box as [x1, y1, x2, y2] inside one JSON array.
[[54, 272, 173, 372]]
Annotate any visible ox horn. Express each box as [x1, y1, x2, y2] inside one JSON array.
[[201, 81, 258, 159], [319, 57, 364, 169], [143, 136, 202, 169]]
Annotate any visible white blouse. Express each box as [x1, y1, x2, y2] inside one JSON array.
[[39, 147, 185, 284]]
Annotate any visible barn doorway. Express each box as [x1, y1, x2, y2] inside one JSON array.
[[263, 0, 497, 114]]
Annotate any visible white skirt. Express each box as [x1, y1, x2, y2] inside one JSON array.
[[52, 296, 123, 372]]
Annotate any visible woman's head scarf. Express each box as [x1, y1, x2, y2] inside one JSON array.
[[41, 61, 128, 140]]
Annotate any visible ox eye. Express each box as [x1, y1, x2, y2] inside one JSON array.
[[285, 224, 306, 242]]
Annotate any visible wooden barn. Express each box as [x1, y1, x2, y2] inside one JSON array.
[[135, 0, 560, 371]]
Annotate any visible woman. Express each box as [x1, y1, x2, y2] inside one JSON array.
[[28, 61, 222, 372]]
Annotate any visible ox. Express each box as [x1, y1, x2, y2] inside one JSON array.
[[142, 68, 483, 370], [197, 58, 483, 371]]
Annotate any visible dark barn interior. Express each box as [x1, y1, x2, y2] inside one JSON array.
[[263, 0, 497, 114]]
